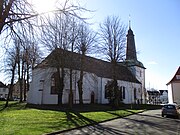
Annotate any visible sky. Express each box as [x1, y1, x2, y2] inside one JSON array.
[[79, 0, 180, 90], [1, 0, 180, 90]]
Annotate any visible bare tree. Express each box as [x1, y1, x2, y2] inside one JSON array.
[[76, 23, 97, 105], [4, 41, 18, 107], [99, 16, 126, 107], [0, 0, 88, 35], [22, 39, 42, 101], [68, 18, 79, 107], [40, 13, 72, 105], [0, 0, 36, 34]]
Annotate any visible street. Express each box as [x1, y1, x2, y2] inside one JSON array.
[[58, 109, 180, 135]]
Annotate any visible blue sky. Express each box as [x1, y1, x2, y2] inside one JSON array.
[[1, 0, 180, 90], [80, 0, 180, 90]]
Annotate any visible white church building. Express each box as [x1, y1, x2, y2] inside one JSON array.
[[27, 27, 146, 105]]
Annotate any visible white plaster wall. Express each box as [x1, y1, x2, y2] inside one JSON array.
[[28, 66, 142, 105], [120, 81, 141, 104], [98, 78, 142, 104], [171, 83, 180, 105], [72, 71, 98, 104], [97, 77, 103, 104], [134, 66, 146, 104], [100, 78, 112, 104], [28, 67, 99, 105], [168, 84, 175, 104], [27, 67, 58, 104]]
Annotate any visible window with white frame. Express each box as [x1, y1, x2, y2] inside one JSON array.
[[176, 75, 180, 80]]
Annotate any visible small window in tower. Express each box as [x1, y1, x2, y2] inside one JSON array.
[[176, 75, 180, 80], [140, 70, 142, 77]]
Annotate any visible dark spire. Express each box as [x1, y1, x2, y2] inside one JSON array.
[[126, 25, 137, 61]]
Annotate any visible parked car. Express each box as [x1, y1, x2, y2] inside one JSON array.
[[161, 104, 180, 118]]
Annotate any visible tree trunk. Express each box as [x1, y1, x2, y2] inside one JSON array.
[[112, 61, 120, 108], [5, 64, 16, 107], [20, 61, 24, 101], [23, 67, 27, 101], [17, 55, 23, 102], [57, 67, 64, 106], [26, 63, 30, 92], [78, 70, 83, 105]]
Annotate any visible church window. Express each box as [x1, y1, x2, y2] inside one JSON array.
[[105, 80, 115, 99], [134, 88, 137, 100], [120, 86, 125, 99], [140, 70, 142, 77]]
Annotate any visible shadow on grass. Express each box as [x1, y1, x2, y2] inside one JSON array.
[[46, 110, 99, 135], [46, 109, 136, 135], [0, 101, 26, 111]]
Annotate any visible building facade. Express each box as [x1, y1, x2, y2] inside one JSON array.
[[167, 66, 180, 105], [0, 81, 9, 100]]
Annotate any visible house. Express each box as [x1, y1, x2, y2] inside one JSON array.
[[159, 90, 168, 104], [12, 80, 27, 100], [147, 90, 160, 104], [27, 27, 146, 105], [0, 81, 9, 100], [167, 66, 180, 105]]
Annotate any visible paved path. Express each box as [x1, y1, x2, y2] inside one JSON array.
[[57, 109, 180, 135]]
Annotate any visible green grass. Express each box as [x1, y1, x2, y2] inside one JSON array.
[[0, 101, 144, 135]]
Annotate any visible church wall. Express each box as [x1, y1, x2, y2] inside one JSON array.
[[98, 78, 112, 104], [28, 67, 99, 105], [128, 66, 146, 104], [135, 66, 146, 104], [119, 81, 142, 104], [63, 69, 99, 104], [28, 67, 58, 105], [28, 66, 142, 105], [97, 78, 142, 104]]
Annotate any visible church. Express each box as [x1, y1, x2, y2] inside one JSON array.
[[27, 26, 146, 105]]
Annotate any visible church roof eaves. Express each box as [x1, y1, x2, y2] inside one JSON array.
[[123, 60, 146, 69]]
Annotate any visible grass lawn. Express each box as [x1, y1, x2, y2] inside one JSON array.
[[0, 101, 144, 135]]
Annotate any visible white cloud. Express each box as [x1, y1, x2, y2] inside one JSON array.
[[147, 61, 158, 65]]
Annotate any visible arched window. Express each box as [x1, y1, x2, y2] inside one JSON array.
[[134, 88, 137, 100], [120, 86, 125, 99]]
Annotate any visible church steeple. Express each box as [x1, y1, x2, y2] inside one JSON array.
[[126, 26, 137, 61]]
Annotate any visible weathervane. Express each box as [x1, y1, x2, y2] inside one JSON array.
[[129, 14, 131, 29]]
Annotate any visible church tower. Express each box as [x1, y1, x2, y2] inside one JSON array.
[[124, 24, 146, 104], [126, 26, 137, 61]]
